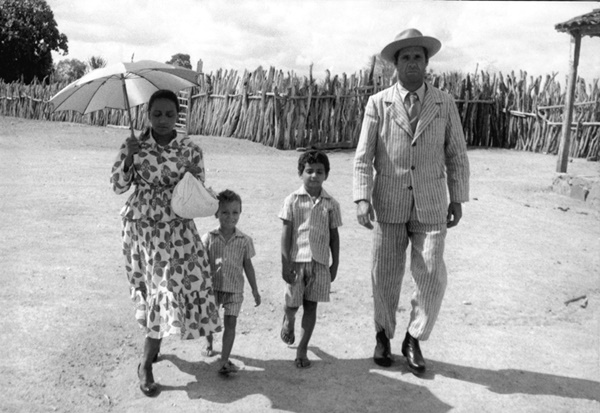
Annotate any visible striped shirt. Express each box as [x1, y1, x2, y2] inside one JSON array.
[[201, 228, 255, 293], [397, 82, 425, 115], [278, 186, 342, 265]]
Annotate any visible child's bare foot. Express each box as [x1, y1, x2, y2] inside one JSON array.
[[201, 336, 214, 357], [280, 314, 295, 345]]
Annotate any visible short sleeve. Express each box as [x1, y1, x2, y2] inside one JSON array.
[[278, 194, 294, 222], [245, 236, 256, 260], [328, 199, 343, 229]]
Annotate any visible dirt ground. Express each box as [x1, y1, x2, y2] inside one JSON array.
[[1, 116, 599, 413]]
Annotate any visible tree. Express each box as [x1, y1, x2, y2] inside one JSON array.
[[53, 58, 87, 83], [0, 0, 68, 83], [88, 56, 107, 70], [166, 53, 192, 69]]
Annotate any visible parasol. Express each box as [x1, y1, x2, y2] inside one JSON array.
[[49, 60, 200, 137]]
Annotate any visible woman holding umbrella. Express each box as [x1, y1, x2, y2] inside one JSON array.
[[111, 89, 221, 397]]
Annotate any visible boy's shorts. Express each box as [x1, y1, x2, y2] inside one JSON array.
[[284, 261, 330, 307], [215, 291, 244, 317]]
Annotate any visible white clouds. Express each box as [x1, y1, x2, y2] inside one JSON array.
[[47, 0, 600, 81]]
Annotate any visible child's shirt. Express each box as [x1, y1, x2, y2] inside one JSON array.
[[201, 228, 255, 293], [278, 186, 342, 266]]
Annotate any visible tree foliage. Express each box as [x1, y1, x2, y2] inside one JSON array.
[[88, 56, 107, 70], [0, 0, 68, 83], [166, 53, 192, 69], [53, 58, 87, 83]]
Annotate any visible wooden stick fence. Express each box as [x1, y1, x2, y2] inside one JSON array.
[[1, 67, 599, 160]]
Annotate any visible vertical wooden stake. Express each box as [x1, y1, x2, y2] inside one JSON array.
[[557, 32, 581, 173]]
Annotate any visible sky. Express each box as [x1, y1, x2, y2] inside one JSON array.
[[47, 0, 600, 83]]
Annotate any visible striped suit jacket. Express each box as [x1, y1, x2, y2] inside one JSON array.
[[353, 83, 470, 224]]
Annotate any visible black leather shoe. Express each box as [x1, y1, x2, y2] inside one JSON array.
[[374, 331, 393, 367], [138, 363, 159, 397], [401, 331, 426, 372]]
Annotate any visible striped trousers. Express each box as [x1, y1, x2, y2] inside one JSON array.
[[371, 218, 447, 341]]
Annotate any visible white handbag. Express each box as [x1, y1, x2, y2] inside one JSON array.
[[171, 172, 219, 218]]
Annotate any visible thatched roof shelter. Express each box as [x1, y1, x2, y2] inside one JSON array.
[[555, 8, 600, 37], [554, 9, 600, 172]]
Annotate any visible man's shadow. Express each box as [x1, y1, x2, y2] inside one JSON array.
[[427, 359, 600, 401], [158, 347, 599, 412]]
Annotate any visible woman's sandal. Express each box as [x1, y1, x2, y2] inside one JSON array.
[[137, 363, 159, 397]]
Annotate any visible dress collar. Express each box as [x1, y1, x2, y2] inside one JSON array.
[[140, 128, 180, 148]]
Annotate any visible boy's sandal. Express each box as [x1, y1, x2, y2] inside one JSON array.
[[295, 357, 312, 369], [218, 360, 240, 375], [200, 348, 214, 357]]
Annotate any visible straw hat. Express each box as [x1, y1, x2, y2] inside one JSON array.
[[380, 28, 441, 63]]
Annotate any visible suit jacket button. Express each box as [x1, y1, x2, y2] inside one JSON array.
[[411, 166, 416, 170], [411, 142, 417, 147], [408, 185, 413, 190]]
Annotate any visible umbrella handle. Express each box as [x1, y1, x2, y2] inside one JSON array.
[[120, 74, 136, 139]]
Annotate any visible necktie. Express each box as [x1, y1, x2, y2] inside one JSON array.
[[407, 92, 421, 133]]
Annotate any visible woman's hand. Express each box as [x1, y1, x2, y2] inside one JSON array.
[[125, 136, 141, 157], [124, 136, 140, 171]]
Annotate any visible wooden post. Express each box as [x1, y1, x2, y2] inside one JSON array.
[[556, 32, 581, 173]]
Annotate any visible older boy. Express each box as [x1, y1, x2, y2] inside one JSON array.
[[279, 150, 342, 368], [202, 190, 261, 375]]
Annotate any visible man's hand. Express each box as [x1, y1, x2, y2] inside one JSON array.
[[447, 202, 463, 228], [356, 200, 374, 229]]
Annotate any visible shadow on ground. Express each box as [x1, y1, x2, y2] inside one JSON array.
[[153, 347, 598, 413]]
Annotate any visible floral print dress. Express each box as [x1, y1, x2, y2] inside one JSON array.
[[111, 128, 221, 340]]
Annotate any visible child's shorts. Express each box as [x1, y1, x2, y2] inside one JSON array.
[[284, 260, 330, 307], [215, 291, 244, 317]]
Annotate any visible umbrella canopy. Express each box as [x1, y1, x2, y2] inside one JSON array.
[[49, 60, 200, 136]]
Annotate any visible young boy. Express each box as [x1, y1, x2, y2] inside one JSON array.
[[279, 150, 342, 368], [201, 189, 261, 375]]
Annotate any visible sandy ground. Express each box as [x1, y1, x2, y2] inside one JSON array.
[[1, 116, 599, 413]]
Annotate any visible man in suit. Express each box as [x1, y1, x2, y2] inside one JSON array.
[[353, 29, 470, 372]]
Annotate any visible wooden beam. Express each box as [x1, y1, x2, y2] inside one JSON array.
[[556, 32, 581, 173]]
